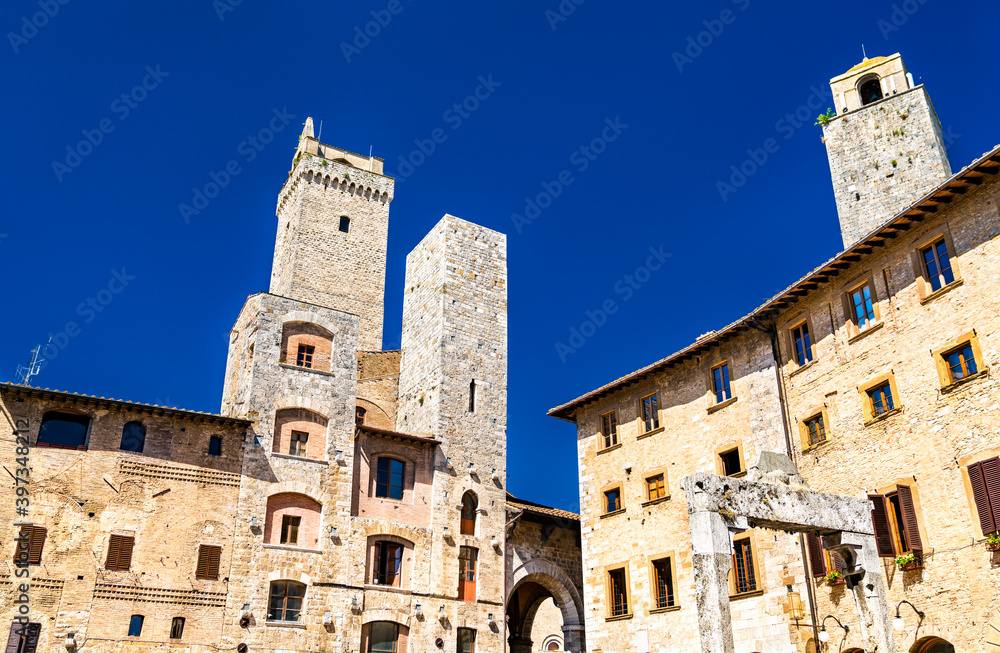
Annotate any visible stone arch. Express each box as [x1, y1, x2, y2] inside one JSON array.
[[507, 558, 585, 653], [266, 569, 311, 584], [858, 73, 883, 106], [272, 395, 334, 422], [361, 609, 411, 628], [910, 636, 955, 653], [356, 397, 391, 429], [266, 480, 323, 503], [280, 311, 341, 337]]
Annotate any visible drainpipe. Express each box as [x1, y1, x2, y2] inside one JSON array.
[[747, 318, 822, 648]]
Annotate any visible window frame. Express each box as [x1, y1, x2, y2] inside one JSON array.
[[911, 225, 962, 302], [599, 410, 619, 451], [105, 534, 135, 571], [604, 564, 631, 619], [797, 407, 832, 452], [788, 317, 816, 369], [372, 540, 404, 587], [195, 544, 222, 580], [296, 344, 315, 369], [638, 392, 661, 436], [374, 456, 405, 501], [288, 430, 309, 457], [280, 515, 301, 545], [601, 483, 624, 516], [642, 469, 669, 505], [457, 627, 477, 653], [932, 330, 986, 391], [458, 546, 478, 602], [647, 553, 679, 612], [859, 372, 902, 425], [5, 622, 41, 653], [841, 273, 882, 340], [14, 525, 46, 566], [356, 406, 367, 426], [127, 615, 144, 637], [460, 491, 478, 536], [869, 482, 926, 557], [169, 617, 185, 640], [709, 361, 733, 407], [367, 621, 399, 653], [36, 410, 91, 450], [715, 442, 746, 478], [729, 531, 762, 598], [268, 580, 306, 623]]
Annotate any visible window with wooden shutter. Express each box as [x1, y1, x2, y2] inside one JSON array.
[[196, 545, 221, 580], [458, 547, 478, 601], [868, 494, 896, 557], [805, 533, 826, 578], [5, 622, 41, 653], [105, 534, 135, 570], [968, 456, 1000, 536], [14, 526, 46, 566], [895, 485, 923, 551]]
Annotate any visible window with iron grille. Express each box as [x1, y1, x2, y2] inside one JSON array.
[[652, 558, 675, 609], [732, 538, 757, 594], [805, 414, 827, 447], [607, 568, 628, 617], [600, 411, 618, 449], [296, 344, 314, 368]]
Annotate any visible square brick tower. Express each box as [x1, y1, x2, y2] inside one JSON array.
[[822, 53, 952, 248]]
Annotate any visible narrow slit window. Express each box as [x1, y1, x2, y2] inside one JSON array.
[[356, 406, 367, 426], [339, 216, 351, 233], [468, 380, 477, 413], [921, 238, 955, 292]]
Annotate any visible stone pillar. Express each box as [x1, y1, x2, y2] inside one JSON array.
[[689, 510, 736, 653], [562, 623, 585, 653], [825, 532, 895, 653], [508, 636, 533, 653]]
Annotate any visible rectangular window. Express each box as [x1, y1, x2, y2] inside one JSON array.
[[268, 581, 305, 622], [732, 538, 757, 594], [652, 558, 675, 609], [458, 547, 478, 601], [457, 628, 476, 653], [607, 568, 628, 617], [967, 456, 1000, 536], [373, 541, 403, 587], [296, 344, 314, 368], [375, 457, 405, 500], [127, 615, 144, 637], [604, 488, 621, 514], [105, 534, 135, 571], [280, 515, 301, 545], [869, 485, 924, 557], [600, 411, 618, 449], [356, 406, 367, 426], [640, 394, 659, 433], [289, 430, 308, 457], [169, 618, 185, 640], [646, 474, 666, 501], [4, 623, 41, 653], [339, 216, 351, 233], [791, 322, 813, 366], [195, 544, 222, 580], [712, 363, 732, 404], [14, 525, 46, 566], [208, 436, 222, 456], [945, 344, 978, 382], [850, 282, 877, 331], [805, 415, 826, 447], [868, 382, 895, 417], [921, 238, 955, 292], [369, 622, 398, 653], [719, 447, 744, 477]]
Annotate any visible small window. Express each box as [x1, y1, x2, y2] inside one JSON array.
[[37, 410, 90, 449], [646, 474, 666, 501], [732, 537, 757, 594], [804, 414, 827, 447], [369, 622, 398, 653], [268, 581, 305, 622], [195, 544, 222, 580], [356, 406, 367, 426], [289, 430, 308, 457], [849, 282, 877, 331], [651, 558, 675, 609], [711, 363, 732, 404], [5, 623, 41, 653], [859, 76, 883, 106], [105, 534, 135, 571], [458, 547, 478, 601], [128, 615, 144, 637], [461, 492, 478, 535], [921, 238, 955, 292], [375, 458, 404, 500], [468, 380, 477, 413], [869, 485, 923, 557], [867, 382, 895, 417], [640, 394, 659, 433], [14, 525, 46, 566], [208, 436, 222, 456], [604, 488, 622, 514], [607, 568, 628, 617], [944, 344, 978, 382], [719, 447, 744, 477], [967, 456, 1000, 536], [296, 344, 315, 368], [373, 541, 403, 586], [120, 421, 146, 453], [170, 617, 185, 640], [457, 628, 477, 653], [600, 411, 618, 449], [806, 533, 845, 578], [339, 216, 351, 233], [791, 322, 813, 366], [280, 515, 301, 545]]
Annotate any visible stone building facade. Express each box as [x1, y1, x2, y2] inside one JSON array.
[[549, 53, 1000, 652], [1, 120, 584, 653]]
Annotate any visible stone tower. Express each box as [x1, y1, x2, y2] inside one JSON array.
[[822, 53, 952, 248], [269, 118, 394, 350]]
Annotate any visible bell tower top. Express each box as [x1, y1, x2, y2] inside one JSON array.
[[829, 53, 913, 115]]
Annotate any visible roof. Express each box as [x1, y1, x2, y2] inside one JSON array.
[[846, 56, 888, 74], [357, 424, 439, 446], [548, 144, 1000, 422], [0, 383, 251, 426], [506, 491, 579, 521]]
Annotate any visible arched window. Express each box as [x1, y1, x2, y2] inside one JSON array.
[[367, 622, 399, 653], [273, 408, 327, 460], [281, 322, 334, 371], [460, 491, 478, 535], [38, 410, 90, 449], [859, 75, 883, 106], [265, 493, 322, 548], [356, 406, 367, 426], [268, 580, 305, 622], [120, 421, 145, 453], [208, 436, 222, 456]]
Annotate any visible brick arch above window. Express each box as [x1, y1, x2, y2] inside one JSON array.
[[272, 395, 334, 421], [264, 493, 323, 550], [280, 322, 334, 371], [356, 398, 392, 430], [273, 408, 328, 460]]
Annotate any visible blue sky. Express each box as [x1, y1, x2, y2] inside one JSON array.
[[3, 1, 998, 512]]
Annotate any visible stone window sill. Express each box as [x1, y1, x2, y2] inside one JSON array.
[[35, 442, 88, 451], [789, 359, 818, 378], [641, 496, 669, 508], [364, 584, 411, 595], [597, 443, 622, 456], [864, 406, 903, 427], [649, 604, 681, 614], [265, 621, 306, 629], [730, 589, 764, 601], [271, 452, 329, 466], [847, 320, 884, 344], [605, 613, 633, 622], [600, 508, 626, 519], [262, 543, 323, 554], [637, 426, 664, 440], [919, 278, 963, 305], [801, 438, 833, 454], [940, 368, 989, 394], [707, 397, 738, 414], [279, 363, 336, 378]]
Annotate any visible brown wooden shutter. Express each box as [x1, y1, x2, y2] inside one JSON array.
[[5, 623, 23, 653], [28, 527, 46, 565], [118, 536, 134, 570], [983, 457, 1000, 534], [832, 552, 845, 573], [868, 494, 896, 557], [105, 535, 122, 569], [198, 545, 222, 580], [14, 526, 31, 565], [805, 534, 826, 577], [895, 485, 923, 551], [196, 546, 210, 579], [969, 459, 998, 536], [22, 623, 41, 653], [106, 535, 134, 570]]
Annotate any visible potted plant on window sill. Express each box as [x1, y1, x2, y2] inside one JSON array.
[[822, 571, 845, 586], [895, 552, 922, 571], [986, 533, 1000, 552]]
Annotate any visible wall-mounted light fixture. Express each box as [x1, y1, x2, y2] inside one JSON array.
[[491, 468, 500, 482], [414, 604, 423, 617], [322, 611, 333, 625], [438, 605, 447, 623], [893, 600, 925, 631], [250, 517, 259, 528], [329, 526, 339, 540], [468, 462, 477, 475], [818, 615, 849, 643], [487, 613, 496, 627], [334, 450, 345, 463], [442, 526, 451, 539], [491, 535, 498, 548], [445, 457, 453, 469]]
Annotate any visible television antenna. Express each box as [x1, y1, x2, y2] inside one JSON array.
[[16, 338, 50, 386]]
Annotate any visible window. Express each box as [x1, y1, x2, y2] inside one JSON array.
[[646, 474, 666, 501], [732, 537, 757, 594], [711, 363, 732, 404], [468, 380, 477, 413], [457, 628, 476, 653], [373, 541, 403, 586], [339, 216, 351, 233], [37, 410, 90, 449], [289, 430, 308, 457], [208, 436, 222, 456], [867, 382, 895, 417], [4, 622, 41, 653], [804, 414, 827, 447], [195, 544, 221, 580], [280, 515, 301, 545], [920, 238, 955, 292], [296, 344, 315, 368], [105, 534, 135, 571], [458, 547, 478, 601], [120, 421, 145, 453], [805, 533, 845, 578], [945, 344, 978, 382], [356, 406, 367, 426], [604, 488, 622, 514], [170, 618, 185, 640], [869, 486, 923, 557], [368, 622, 398, 653], [461, 492, 478, 535], [600, 411, 618, 449], [791, 322, 813, 366], [859, 75, 883, 105], [651, 558, 675, 609], [718, 446, 745, 477], [849, 282, 877, 331], [375, 457, 404, 500], [967, 456, 1000, 536], [13, 525, 46, 566], [640, 394, 659, 433], [268, 581, 305, 622], [607, 567, 628, 617], [128, 615, 144, 637]]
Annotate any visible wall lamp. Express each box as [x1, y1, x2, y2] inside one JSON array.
[[329, 526, 339, 540], [817, 615, 849, 643], [893, 600, 925, 631]]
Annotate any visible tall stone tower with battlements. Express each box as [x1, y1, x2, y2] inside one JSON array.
[[822, 53, 952, 248]]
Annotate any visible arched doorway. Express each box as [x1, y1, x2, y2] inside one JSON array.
[[911, 637, 955, 653], [506, 568, 584, 653]]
